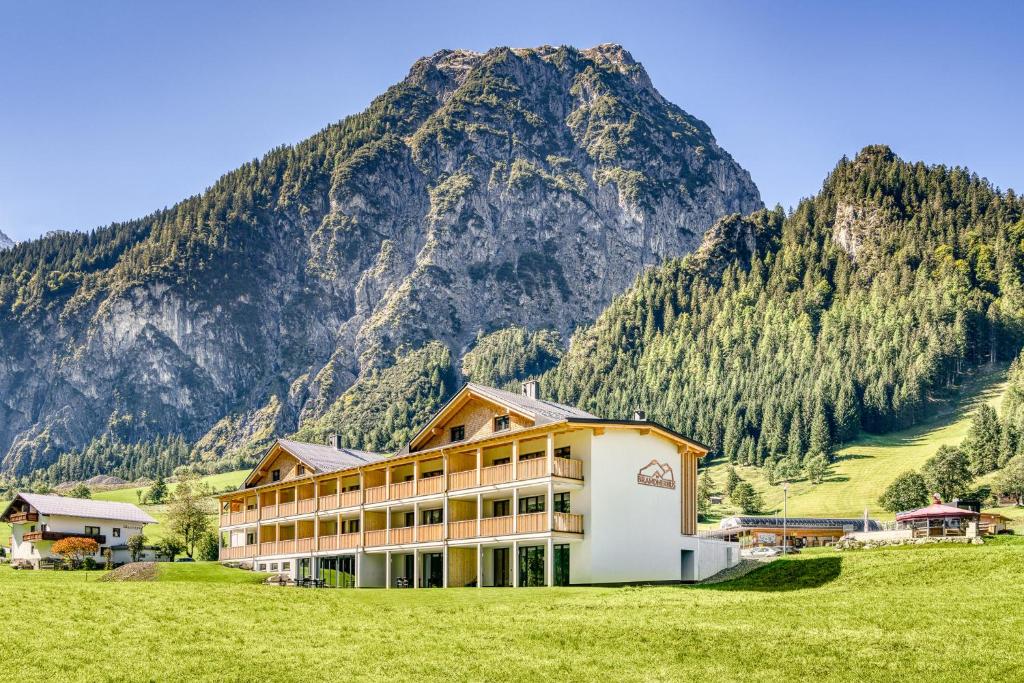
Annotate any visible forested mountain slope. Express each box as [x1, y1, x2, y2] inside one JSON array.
[[542, 146, 1024, 470], [0, 44, 760, 481]]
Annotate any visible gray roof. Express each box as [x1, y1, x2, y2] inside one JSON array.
[[719, 516, 882, 531], [4, 493, 157, 524], [465, 383, 596, 423], [276, 439, 388, 474]]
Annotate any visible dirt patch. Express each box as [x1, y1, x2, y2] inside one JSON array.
[[699, 559, 770, 584], [98, 562, 158, 582]]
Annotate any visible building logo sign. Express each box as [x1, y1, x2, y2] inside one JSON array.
[[637, 460, 676, 489]]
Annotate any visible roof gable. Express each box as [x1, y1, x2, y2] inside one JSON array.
[[243, 439, 387, 487]]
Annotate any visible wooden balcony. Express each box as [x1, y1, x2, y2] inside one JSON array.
[[319, 494, 339, 511], [553, 512, 584, 533], [259, 541, 276, 555], [339, 532, 360, 549], [418, 523, 443, 542], [278, 501, 298, 517], [418, 477, 444, 496], [297, 499, 316, 515], [390, 481, 415, 500], [480, 515, 513, 536], [390, 526, 414, 544], [553, 457, 583, 480], [260, 505, 278, 521], [8, 512, 38, 523], [339, 490, 362, 508], [448, 470, 477, 491], [516, 458, 547, 480], [219, 545, 256, 560], [365, 486, 387, 504], [480, 463, 513, 486], [22, 530, 106, 544], [516, 512, 547, 533], [318, 534, 340, 551], [365, 530, 387, 547], [277, 539, 296, 554], [296, 537, 315, 552], [448, 520, 477, 540]]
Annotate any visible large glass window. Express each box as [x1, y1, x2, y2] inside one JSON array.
[[342, 519, 360, 533], [519, 496, 545, 514], [493, 499, 510, 517], [421, 508, 443, 525], [518, 545, 546, 587], [554, 544, 569, 586], [84, 526, 100, 536], [555, 446, 571, 458], [554, 492, 570, 513]]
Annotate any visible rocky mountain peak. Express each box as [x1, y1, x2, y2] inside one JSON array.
[[0, 229, 13, 250]]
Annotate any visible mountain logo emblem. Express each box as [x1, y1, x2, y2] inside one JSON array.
[[637, 460, 676, 489]]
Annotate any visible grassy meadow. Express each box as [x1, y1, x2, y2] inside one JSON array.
[[704, 367, 1011, 523], [2, 539, 1022, 681]]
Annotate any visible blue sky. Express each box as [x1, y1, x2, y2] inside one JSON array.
[[1, 1, 1022, 242]]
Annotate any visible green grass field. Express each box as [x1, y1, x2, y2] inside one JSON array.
[[1, 540, 1022, 681], [704, 368, 1011, 523]]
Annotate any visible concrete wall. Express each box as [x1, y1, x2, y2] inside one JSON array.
[[846, 529, 913, 542], [680, 536, 740, 581]]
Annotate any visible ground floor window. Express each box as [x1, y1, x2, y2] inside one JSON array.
[[317, 556, 355, 587], [422, 552, 443, 588], [258, 564, 267, 571], [554, 544, 569, 586], [518, 545, 545, 587]]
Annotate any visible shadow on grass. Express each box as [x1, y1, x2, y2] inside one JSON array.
[[701, 556, 842, 592]]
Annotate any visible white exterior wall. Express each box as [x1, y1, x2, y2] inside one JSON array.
[[9, 514, 147, 565], [680, 536, 740, 581], [585, 430, 686, 583]]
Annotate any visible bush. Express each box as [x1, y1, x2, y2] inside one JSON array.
[[51, 537, 100, 569]]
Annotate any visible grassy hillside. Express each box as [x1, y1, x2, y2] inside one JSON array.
[[2, 540, 1023, 681], [704, 367, 1010, 523]]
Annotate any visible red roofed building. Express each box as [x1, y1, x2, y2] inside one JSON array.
[[895, 495, 979, 538]]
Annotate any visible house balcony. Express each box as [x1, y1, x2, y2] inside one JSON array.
[[22, 531, 106, 544], [447, 457, 583, 492], [221, 510, 259, 526], [8, 512, 39, 523], [219, 544, 257, 561], [318, 533, 360, 551]]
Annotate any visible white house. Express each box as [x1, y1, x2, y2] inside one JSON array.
[[2, 493, 157, 568], [219, 381, 740, 586]]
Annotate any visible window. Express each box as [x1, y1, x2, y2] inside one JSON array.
[[282, 562, 291, 571], [519, 450, 543, 461], [494, 415, 510, 431], [450, 425, 465, 442], [493, 499, 510, 517], [403, 512, 415, 527], [343, 519, 360, 533], [29, 525, 36, 533], [259, 564, 267, 571], [112, 528, 121, 538], [342, 483, 361, 492], [519, 496, 545, 514], [297, 465, 306, 476], [554, 492, 570, 513], [421, 470, 443, 478], [85, 526, 101, 536], [555, 446, 571, 458], [270, 563, 279, 571], [421, 508, 443, 525], [493, 456, 511, 466], [246, 532, 256, 545], [271, 469, 281, 482]]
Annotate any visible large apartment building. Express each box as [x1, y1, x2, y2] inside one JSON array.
[[218, 381, 738, 586]]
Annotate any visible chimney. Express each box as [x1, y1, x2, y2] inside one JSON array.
[[328, 434, 342, 450], [521, 380, 539, 400], [633, 409, 646, 421]]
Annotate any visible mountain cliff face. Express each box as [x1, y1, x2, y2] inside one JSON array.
[[0, 230, 13, 251], [0, 44, 760, 479]]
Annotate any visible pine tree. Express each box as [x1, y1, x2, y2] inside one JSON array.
[[808, 401, 833, 458]]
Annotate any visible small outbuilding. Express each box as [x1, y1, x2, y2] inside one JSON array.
[[895, 496, 979, 538]]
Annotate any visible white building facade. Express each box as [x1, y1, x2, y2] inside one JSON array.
[[2, 493, 156, 567], [219, 382, 740, 586]]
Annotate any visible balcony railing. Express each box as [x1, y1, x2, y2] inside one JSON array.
[[480, 515, 513, 536], [22, 531, 106, 544], [8, 512, 38, 523], [448, 520, 477, 540], [296, 537, 315, 552], [390, 526, 414, 544], [219, 545, 257, 560], [448, 470, 477, 491], [553, 457, 583, 480], [553, 512, 584, 533], [516, 512, 547, 533], [480, 463, 513, 486], [260, 505, 278, 520], [516, 458, 546, 480], [365, 530, 387, 547], [259, 541, 276, 555], [319, 494, 339, 511], [365, 486, 387, 504], [339, 490, 362, 508], [297, 499, 316, 515], [418, 477, 444, 496], [390, 481, 415, 500], [278, 501, 297, 517], [418, 523, 443, 542]]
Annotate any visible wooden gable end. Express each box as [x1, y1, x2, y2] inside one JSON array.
[[417, 395, 534, 451], [247, 447, 307, 487]]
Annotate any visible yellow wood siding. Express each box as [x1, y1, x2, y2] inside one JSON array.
[[421, 398, 533, 450]]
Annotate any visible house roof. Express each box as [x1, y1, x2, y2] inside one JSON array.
[[895, 503, 979, 521], [1, 493, 157, 524], [464, 383, 597, 423], [718, 516, 883, 531], [242, 439, 388, 487]]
